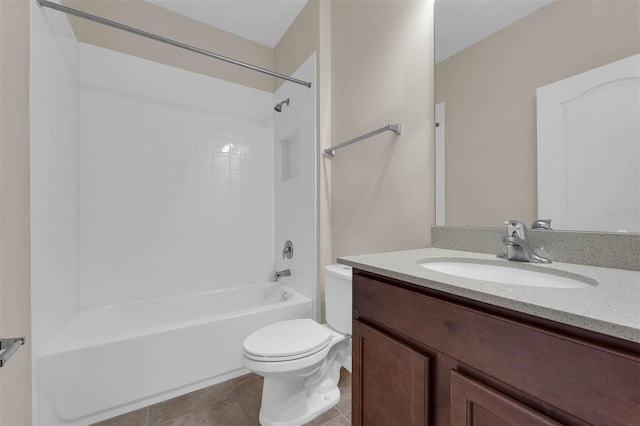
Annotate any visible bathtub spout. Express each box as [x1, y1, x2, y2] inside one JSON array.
[[274, 269, 291, 281]]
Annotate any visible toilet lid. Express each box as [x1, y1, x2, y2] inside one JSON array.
[[243, 319, 332, 360]]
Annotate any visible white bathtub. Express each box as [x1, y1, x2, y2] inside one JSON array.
[[37, 283, 311, 425]]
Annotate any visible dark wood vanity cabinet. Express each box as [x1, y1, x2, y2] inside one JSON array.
[[351, 269, 640, 426], [353, 320, 430, 425]]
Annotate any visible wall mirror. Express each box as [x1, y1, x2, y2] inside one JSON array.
[[434, 0, 640, 233]]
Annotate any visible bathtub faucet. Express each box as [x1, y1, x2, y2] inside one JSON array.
[[282, 240, 293, 259], [274, 269, 291, 281]]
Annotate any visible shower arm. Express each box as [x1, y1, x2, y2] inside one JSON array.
[[36, 0, 312, 89]]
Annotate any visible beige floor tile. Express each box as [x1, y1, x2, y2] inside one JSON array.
[[335, 385, 351, 414], [237, 397, 261, 426], [304, 407, 341, 426], [230, 373, 263, 392], [149, 381, 235, 425], [339, 368, 352, 388], [158, 399, 248, 426], [96, 369, 350, 426], [92, 408, 148, 426], [231, 373, 263, 425], [231, 374, 263, 406], [320, 414, 351, 426], [336, 369, 352, 414]]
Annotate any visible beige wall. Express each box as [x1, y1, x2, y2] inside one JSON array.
[[316, 0, 332, 320], [436, 0, 640, 227], [0, 0, 32, 424], [274, 0, 334, 320], [64, 0, 276, 92], [331, 0, 435, 258], [274, 0, 320, 92]]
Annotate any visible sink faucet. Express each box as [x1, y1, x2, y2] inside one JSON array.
[[498, 220, 552, 264], [274, 269, 291, 281]]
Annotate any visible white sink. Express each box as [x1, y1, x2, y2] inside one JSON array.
[[419, 259, 596, 289]]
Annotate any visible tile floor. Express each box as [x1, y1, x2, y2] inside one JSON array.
[[93, 369, 352, 426]]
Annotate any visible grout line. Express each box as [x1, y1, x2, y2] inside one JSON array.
[[154, 407, 196, 426], [228, 378, 240, 399], [236, 399, 251, 425]]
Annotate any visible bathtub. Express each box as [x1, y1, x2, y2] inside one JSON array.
[[37, 283, 311, 425]]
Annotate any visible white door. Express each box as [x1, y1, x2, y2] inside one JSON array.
[[537, 54, 640, 232]]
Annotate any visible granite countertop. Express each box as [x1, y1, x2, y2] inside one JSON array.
[[338, 247, 640, 344]]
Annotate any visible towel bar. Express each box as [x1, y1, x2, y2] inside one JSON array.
[[0, 337, 25, 367]]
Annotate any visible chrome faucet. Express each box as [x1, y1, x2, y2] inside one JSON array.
[[498, 220, 552, 264], [274, 269, 291, 281]]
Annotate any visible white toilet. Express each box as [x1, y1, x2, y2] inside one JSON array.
[[242, 264, 352, 426]]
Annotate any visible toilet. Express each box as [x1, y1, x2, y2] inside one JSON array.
[[242, 264, 352, 426]]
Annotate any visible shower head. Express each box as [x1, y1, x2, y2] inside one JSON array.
[[274, 98, 290, 112]]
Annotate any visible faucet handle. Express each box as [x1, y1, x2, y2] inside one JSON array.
[[531, 219, 552, 230], [504, 220, 528, 241], [282, 240, 293, 259]]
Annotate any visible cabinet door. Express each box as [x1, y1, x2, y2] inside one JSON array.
[[353, 320, 430, 426], [450, 371, 560, 426]]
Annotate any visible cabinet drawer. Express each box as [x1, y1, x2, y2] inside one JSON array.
[[353, 272, 640, 425]]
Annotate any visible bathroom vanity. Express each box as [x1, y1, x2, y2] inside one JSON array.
[[339, 248, 640, 426]]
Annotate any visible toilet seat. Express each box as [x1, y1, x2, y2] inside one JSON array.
[[243, 319, 333, 362]]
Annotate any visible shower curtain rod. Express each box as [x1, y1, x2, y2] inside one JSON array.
[[37, 0, 312, 89]]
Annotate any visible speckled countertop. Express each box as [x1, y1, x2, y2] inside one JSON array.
[[338, 248, 640, 344]]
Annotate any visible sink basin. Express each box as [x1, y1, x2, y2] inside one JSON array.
[[419, 259, 596, 289]]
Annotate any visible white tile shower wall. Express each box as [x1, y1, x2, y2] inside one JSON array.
[[78, 43, 275, 306], [273, 54, 317, 312], [30, 0, 79, 357]]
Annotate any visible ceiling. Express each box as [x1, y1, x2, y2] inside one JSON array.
[[435, 0, 554, 63], [145, 0, 552, 60], [145, 0, 309, 48]]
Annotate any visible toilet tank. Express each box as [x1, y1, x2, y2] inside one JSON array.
[[325, 264, 352, 335]]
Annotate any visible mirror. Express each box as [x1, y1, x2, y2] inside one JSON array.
[[434, 0, 640, 232]]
